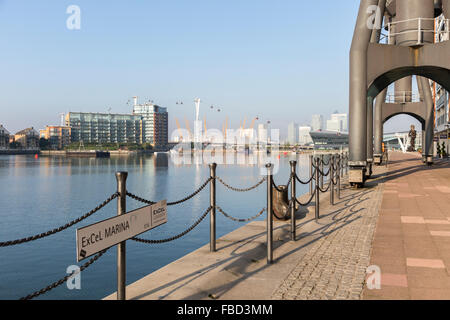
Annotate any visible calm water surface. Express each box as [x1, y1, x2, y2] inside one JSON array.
[[0, 152, 314, 299]]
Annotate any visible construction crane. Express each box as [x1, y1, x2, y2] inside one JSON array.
[[224, 117, 229, 141], [175, 118, 183, 141], [249, 117, 258, 131]]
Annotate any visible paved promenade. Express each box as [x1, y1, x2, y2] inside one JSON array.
[[363, 152, 450, 300], [104, 152, 450, 300]]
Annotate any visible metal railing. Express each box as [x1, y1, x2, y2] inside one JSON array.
[[0, 151, 350, 300], [381, 17, 450, 45], [385, 91, 421, 104]]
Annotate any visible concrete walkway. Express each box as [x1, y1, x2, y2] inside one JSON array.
[[363, 152, 450, 300], [105, 162, 386, 300]]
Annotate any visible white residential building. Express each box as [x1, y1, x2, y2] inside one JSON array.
[[299, 126, 313, 145], [258, 124, 268, 143]]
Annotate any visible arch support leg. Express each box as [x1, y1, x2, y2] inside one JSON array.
[[348, 0, 379, 186], [374, 89, 387, 165]]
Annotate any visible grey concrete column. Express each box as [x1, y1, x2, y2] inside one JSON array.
[[349, 0, 379, 169], [367, 97, 374, 163], [374, 89, 387, 162], [367, 0, 386, 169], [395, 77, 413, 103], [418, 76, 435, 164]]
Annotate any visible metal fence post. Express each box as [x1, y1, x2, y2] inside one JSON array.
[[309, 155, 314, 195], [209, 163, 217, 252], [320, 154, 324, 189], [330, 155, 334, 205], [290, 160, 297, 241], [315, 158, 320, 221], [115, 172, 128, 301], [345, 152, 349, 175], [266, 163, 273, 264], [337, 154, 341, 200]]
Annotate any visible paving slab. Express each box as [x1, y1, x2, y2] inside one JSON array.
[[363, 152, 450, 300]]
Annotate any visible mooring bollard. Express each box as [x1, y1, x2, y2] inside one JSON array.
[[330, 155, 334, 205], [266, 163, 274, 264], [309, 155, 314, 195], [290, 160, 297, 241], [209, 163, 217, 252], [320, 154, 324, 189], [337, 154, 341, 200], [115, 171, 128, 301], [315, 158, 320, 221]]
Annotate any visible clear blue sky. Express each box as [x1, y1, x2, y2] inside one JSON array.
[[0, 0, 418, 137]]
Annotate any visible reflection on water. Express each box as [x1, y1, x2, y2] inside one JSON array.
[[0, 152, 313, 300]]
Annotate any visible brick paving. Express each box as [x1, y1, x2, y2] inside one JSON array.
[[272, 163, 386, 300], [364, 152, 450, 300]]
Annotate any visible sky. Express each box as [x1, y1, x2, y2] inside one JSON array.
[[0, 0, 420, 137]]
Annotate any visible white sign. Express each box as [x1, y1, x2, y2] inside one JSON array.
[[76, 200, 167, 262]]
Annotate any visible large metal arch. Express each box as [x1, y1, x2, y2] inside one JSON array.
[[368, 66, 450, 99], [383, 112, 425, 130]]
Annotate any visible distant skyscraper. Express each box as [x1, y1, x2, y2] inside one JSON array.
[[299, 126, 313, 145], [327, 112, 348, 133], [331, 113, 348, 132], [287, 122, 299, 145], [311, 115, 324, 132]]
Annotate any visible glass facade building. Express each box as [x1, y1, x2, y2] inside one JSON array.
[[66, 112, 143, 144]]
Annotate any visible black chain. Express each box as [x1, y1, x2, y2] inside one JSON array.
[[295, 172, 314, 185], [318, 180, 332, 193], [271, 180, 286, 193], [167, 178, 212, 206], [295, 189, 317, 206], [331, 173, 339, 185], [126, 192, 156, 205], [20, 248, 108, 300], [131, 206, 212, 244], [126, 178, 212, 207], [312, 164, 330, 177], [216, 206, 266, 223], [0, 193, 119, 247], [216, 176, 266, 192]]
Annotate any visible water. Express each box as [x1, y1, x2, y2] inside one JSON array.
[[0, 152, 313, 300]]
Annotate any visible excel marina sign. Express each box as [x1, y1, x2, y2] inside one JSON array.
[[76, 200, 167, 261]]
